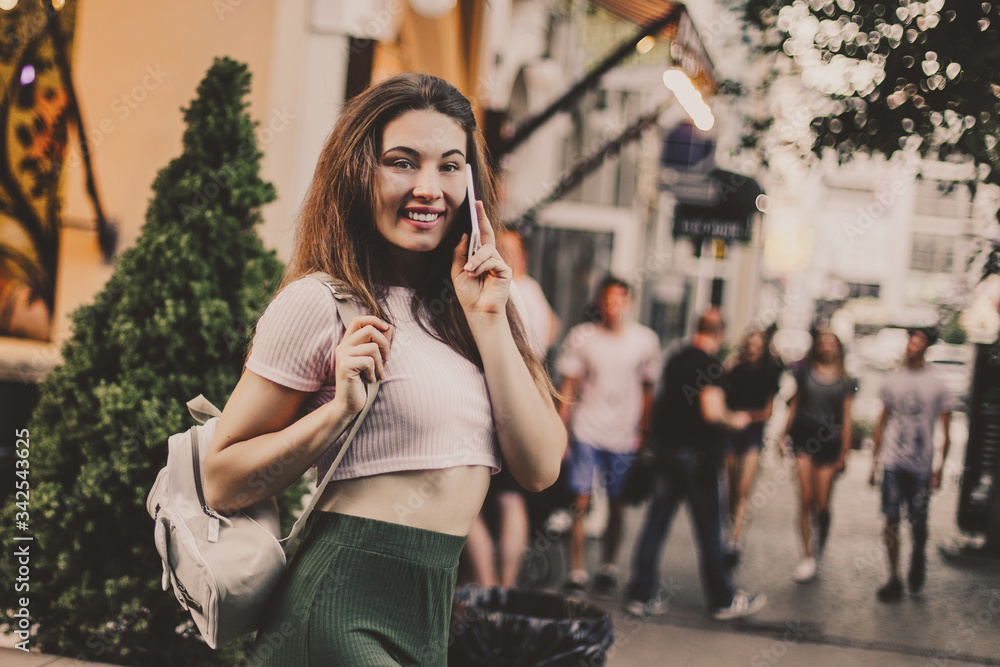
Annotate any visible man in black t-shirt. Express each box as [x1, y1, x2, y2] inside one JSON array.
[[625, 310, 767, 620]]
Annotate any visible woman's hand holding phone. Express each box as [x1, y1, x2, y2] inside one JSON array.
[[452, 165, 511, 321], [466, 164, 481, 263]]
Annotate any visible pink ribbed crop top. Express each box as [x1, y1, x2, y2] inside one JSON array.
[[246, 277, 502, 481]]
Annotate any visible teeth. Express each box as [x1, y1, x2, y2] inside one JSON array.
[[405, 211, 439, 222]]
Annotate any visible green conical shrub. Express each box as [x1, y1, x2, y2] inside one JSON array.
[[1, 57, 301, 666]]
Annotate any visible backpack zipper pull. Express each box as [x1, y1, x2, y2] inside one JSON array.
[[207, 514, 220, 543]]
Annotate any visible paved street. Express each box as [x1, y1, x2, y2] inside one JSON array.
[[4, 364, 998, 666], [565, 378, 1000, 667]]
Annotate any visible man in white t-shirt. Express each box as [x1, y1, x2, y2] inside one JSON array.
[[869, 327, 952, 602], [556, 276, 660, 595]]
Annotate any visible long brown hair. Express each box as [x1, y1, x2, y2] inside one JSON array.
[[283, 73, 552, 395]]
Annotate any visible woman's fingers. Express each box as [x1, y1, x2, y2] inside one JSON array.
[[343, 317, 393, 362], [348, 342, 384, 381], [335, 316, 392, 394], [463, 243, 511, 279], [475, 201, 494, 246]]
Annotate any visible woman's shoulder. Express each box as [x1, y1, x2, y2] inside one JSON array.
[[256, 276, 345, 335], [267, 276, 345, 314]]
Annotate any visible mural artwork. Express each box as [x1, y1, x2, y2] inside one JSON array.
[[0, 0, 78, 341]]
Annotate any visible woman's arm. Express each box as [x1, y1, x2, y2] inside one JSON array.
[[750, 396, 775, 423], [837, 395, 853, 470], [453, 202, 566, 492], [782, 394, 798, 442], [467, 314, 566, 491], [204, 315, 392, 513]]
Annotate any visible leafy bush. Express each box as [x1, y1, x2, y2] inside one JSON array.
[[0, 57, 301, 666], [940, 309, 969, 346]]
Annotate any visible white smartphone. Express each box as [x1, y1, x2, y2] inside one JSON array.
[[466, 164, 481, 262]]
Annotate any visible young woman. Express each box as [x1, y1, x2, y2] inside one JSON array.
[[203, 73, 565, 666], [782, 330, 857, 583], [723, 329, 782, 562]]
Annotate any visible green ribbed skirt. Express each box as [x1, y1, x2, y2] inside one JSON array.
[[250, 511, 467, 666]]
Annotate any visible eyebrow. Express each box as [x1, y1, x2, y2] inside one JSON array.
[[383, 146, 466, 159]]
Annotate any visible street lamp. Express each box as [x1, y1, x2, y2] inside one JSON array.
[[662, 68, 714, 131]]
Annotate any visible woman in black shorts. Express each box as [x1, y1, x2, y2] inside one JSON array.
[[724, 329, 782, 562], [782, 330, 857, 583]]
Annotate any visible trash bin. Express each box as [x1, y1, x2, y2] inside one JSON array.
[[449, 585, 614, 666]]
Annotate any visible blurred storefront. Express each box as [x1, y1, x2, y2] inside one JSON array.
[[485, 1, 767, 343], [0, 0, 499, 477], [0, 0, 757, 411]]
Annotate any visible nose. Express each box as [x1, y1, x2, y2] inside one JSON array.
[[412, 165, 443, 201]]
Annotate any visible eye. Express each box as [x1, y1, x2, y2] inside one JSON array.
[[440, 162, 460, 173], [391, 158, 416, 170]]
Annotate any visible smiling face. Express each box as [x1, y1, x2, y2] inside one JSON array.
[[375, 109, 469, 256]]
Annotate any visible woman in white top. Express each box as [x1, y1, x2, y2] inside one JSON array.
[[203, 73, 565, 666]]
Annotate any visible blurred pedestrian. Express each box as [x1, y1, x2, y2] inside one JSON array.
[[463, 229, 561, 587], [723, 329, 782, 564], [781, 330, 857, 582], [869, 327, 952, 602], [556, 275, 660, 596], [496, 229, 561, 358], [626, 309, 766, 620], [203, 73, 565, 665]]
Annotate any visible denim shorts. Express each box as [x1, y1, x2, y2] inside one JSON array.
[[567, 440, 635, 501], [725, 423, 765, 457], [881, 468, 931, 524]]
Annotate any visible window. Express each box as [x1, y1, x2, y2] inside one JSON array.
[[846, 282, 881, 299], [913, 180, 972, 220], [910, 233, 954, 273]]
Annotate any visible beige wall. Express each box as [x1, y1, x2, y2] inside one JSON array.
[[64, 0, 280, 245], [0, 0, 315, 374]]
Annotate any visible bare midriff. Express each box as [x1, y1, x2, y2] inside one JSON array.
[[316, 464, 491, 536]]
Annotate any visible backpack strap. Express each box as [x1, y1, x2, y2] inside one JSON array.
[[280, 272, 381, 548], [187, 395, 222, 424]]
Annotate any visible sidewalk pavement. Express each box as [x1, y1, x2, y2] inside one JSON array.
[[580, 431, 1000, 666], [4, 416, 999, 665]]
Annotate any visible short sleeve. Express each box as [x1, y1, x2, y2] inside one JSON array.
[[246, 279, 343, 392], [695, 350, 726, 389], [556, 324, 590, 380]]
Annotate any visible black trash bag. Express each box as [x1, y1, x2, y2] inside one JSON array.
[[449, 585, 614, 666]]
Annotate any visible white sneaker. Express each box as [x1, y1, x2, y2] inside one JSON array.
[[625, 598, 669, 617], [564, 569, 589, 593], [544, 509, 573, 535], [714, 591, 766, 620], [793, 557, 817, 582]]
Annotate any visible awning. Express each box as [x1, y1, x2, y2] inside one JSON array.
[[590, 0, 716, 95]]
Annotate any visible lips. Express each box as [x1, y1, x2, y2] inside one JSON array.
[[400, 208, 444, 229]]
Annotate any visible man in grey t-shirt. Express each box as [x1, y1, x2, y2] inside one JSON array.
[[869, 328, 952, 602]]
